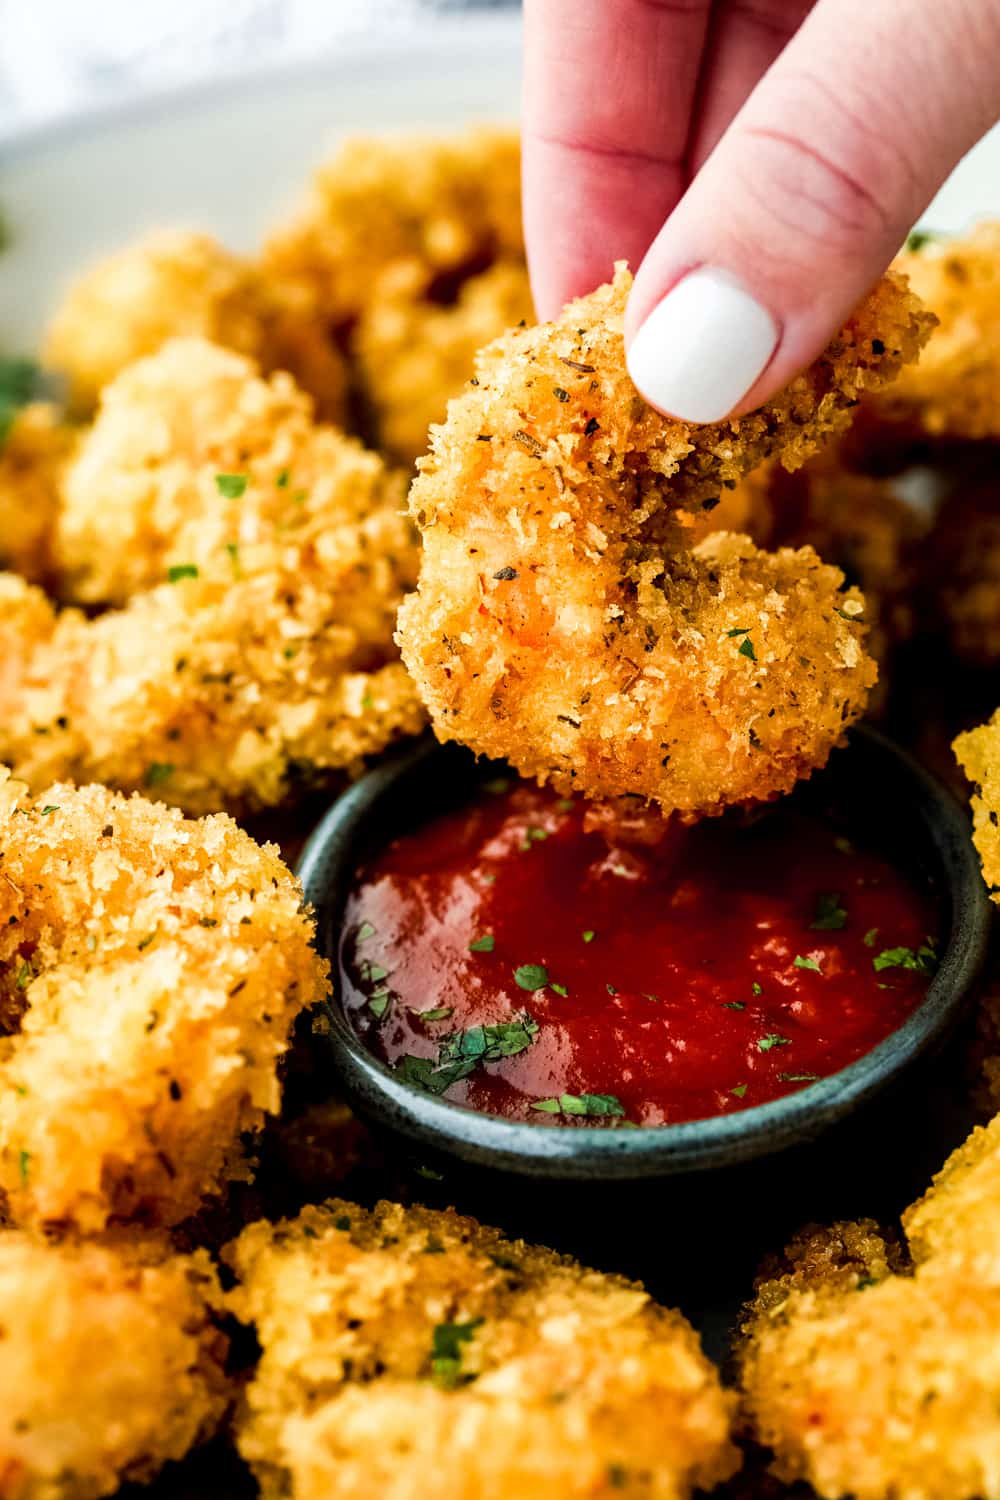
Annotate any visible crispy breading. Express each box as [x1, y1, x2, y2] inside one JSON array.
[[871, 223, 1000, 441], [738, 1118, 1000, 1497], [0, 1231, 229, 1499], [43, 229, 348, 421], [262, 129, 522, 330], [225, 1199, 739, 1500], [0, 405, 76, 584], [953, 710, 1000, 901], [355, 257, 533, 467], [398, 264, 931, 817], [0, 340, 425, 815], [0, 771, 328, 1230]]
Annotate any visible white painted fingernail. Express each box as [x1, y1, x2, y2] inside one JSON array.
[[626, 268, 779, 423]]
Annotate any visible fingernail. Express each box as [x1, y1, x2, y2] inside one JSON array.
[[626, 268, 779, 423]]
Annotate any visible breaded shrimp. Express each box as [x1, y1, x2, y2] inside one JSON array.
[[0, 771, 328, 1230], [954, 710, 1000, 900], [225, 1198, 739, 1500], [0, 341, 425, 815], [43, 229, 347, 421], [262, 129, 522, 329], [355, 257, 534, 466], [870, 222, 1000, 441], [0, 404, 76, 585], [0, 1231, 229, 1499], [397, 265, 932, 818]]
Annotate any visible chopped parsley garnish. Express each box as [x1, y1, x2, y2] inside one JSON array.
[[581, 929, 595, 943], [737, 636, 757, 661], [14, 961, 33, 991], [357, 921, 375, 943], [368, 994, 390, 1019], [793, 955, 822, 973], [723, 1001, 745, 1011], [215, 472, 248, 499], [276, 469, 290, 488], [439, 1016, 539, 1065], [39, 805, 59, 815], [137, 931, 157, 951], [606, 983, 618, 996], [864, 927, 879, 948], [430, 1319, 483, 1388], [520, 826, 548, 850], [334, 1214, 351, 1230], [550, 982, 569, 997], [358, 961, 388, 984], [224, 541, 242, 577], [167, 564, 199, 582], [873, 942, 938, 977], [758, 1033, 791, 1052], [414, 1006, 454, 1022], [810, 891, 847, 931], [469, 934, 495, 953], [834, 835, 855, 855], [18, 1149, 29, 1184], [0, 356, 42, 447], [726, 626, 750, 637], [779, 1072, 820, 1083], [513, 963, 548, 991], [483, 777, 510, 795], [531, 1093, 625, 1117], [556, 798, 574, 811], [144, 762, 174, 787], [752, 981, 763, 996], [361, 690, 374, 710], [731, 1084, 748, 1099], [905, 228, 940, 253]]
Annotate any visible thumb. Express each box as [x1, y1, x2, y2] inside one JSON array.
[[625, 0, 1000, 422]]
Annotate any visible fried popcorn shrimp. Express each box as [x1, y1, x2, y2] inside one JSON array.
[[398, 265, 931, 818], [356, 257, 534, 466], [0, 341, 424, 815], [43, 229, 347, 421], [0, 771, 328, 1230], [954, 710, 1000, 901], [0, 404, 76, 584], [870, 222, 1000, 441], [262, 129, 522, 330], [0, 1231, 229, 1499], [225, 1199, 739, 1500], [739, 1108, 1000, 1499]]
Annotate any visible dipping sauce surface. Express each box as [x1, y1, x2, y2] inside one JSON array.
[[340, 780, 939, 1126]]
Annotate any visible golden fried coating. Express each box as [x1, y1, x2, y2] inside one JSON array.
[[356, 257, 534, 467], [953, 710, 1000, 901], [871, 222, 1000, 441], [738, 1118, 1000, 1497], [0, 1231, 229, 1499], [0, 340, 425, 815], [43, 229, 347, 421], [398, 264, 931, 817], [713, 452, 926, 691], [0, 771, 328, 1230], [262, 129, 522, 330], [225, 1199, 739, 1500], [0, 405, 76, 584]]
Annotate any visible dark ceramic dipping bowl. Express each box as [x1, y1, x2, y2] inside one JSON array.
[[297, 728, 991, 1182]]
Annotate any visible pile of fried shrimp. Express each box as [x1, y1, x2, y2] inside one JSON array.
[[3, 120, 1000, 1500]]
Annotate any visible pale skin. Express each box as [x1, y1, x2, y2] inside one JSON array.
[[523, 0, 1000, 418]]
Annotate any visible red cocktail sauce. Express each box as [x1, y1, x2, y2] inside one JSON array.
[[340, 780, 939, 1127]]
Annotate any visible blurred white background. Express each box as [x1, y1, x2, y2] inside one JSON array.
[[0, 0, 517, 137]]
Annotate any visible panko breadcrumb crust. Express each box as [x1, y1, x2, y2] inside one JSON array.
[[954, 710, 1000, 901], [0, 771, 328, 1231], [0, 339, 425, 816], [0, 405, 77, 585], [0, 1231, 230, 1500], [872, 222, 1000, 441], [398, 264, 932, 817], [42, 229, 348, 423], [738, 1112, 1000, 1499], [225, 1199, 739, 1500]]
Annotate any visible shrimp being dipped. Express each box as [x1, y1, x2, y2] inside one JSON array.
[[398, 265, 932, 818]]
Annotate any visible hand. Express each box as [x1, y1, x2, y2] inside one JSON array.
[[523, 0, 1000, 422]]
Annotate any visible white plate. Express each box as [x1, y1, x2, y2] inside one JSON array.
[[0, 14, 523, 351], [1, 11, 998, 355]]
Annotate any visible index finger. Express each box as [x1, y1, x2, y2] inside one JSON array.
[[522, 0, 712, 318]]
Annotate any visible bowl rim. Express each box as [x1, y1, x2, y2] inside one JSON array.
[[297, 728, 992, 1180]]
